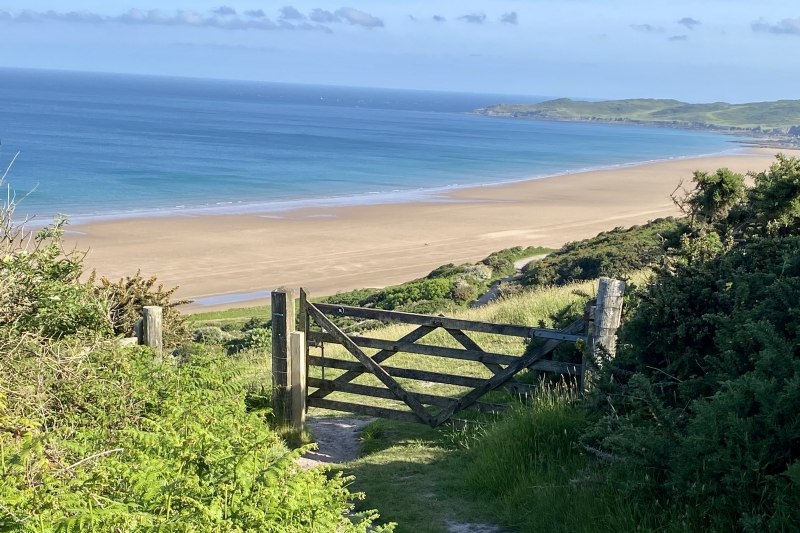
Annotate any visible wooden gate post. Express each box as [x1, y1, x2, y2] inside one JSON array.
[[271, 289, 295, 424], [290, 331, 307, 432], [142, 306, 163, 358], [582, 277, 625, 389]]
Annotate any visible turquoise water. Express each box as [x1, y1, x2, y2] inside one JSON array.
[[0, 68, 737, 221]]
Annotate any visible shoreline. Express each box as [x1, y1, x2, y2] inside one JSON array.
[[66, 148, 798, 313], [29, 145, 746, 227]]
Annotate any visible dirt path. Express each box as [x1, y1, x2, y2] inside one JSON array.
[[472, 254, 547, 308], [297, 417, 511, 532], [297, 417, 374, 469]]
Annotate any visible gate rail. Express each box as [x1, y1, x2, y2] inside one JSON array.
[[271, 278, 626, 430]]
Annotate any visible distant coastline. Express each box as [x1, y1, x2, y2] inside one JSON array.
[[471, 98, 800, 150]]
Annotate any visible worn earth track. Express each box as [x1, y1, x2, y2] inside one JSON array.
[[298, 417, 511, 532]]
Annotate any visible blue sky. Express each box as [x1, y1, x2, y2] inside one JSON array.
[[1, 1, 799, 102]]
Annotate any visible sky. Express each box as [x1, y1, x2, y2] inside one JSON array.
[[1, 1, 799, 102]]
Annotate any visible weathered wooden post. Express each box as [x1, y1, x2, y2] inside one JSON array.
[[290, 331, 307, 432], [142, 306, 163, 357], [271, 289, 295, 424], [298, 288, 311, 388], [582, 277, 625, 389], [580, 300, 595, 392]]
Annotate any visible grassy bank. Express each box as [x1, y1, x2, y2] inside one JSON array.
[[475, 98, 800, 132]]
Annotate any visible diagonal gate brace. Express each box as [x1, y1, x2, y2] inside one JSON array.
[[308, 324, 436, 400], [306, 304, 436, 426]]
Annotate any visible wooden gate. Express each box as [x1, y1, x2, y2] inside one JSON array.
[[271, 278, 625, 429]]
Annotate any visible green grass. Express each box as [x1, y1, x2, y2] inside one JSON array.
[[477, 97, 800, 131], [306, 278, 608, 413], [307, 272, 701, 533], [337, 420, 495, 533], [187, 304, 272, 330]]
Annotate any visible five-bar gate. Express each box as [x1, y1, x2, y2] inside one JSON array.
[[271, 278, 625, 430]]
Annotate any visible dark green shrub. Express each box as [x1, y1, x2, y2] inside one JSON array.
[[394, 298, 454, 315], [243, 327, 272, 350], [583, 155, 800, 531], [426, 262, 466, 279], [370, 278, 453, 310], [452, 281, 477, 304], [521, 218, 682, 287]]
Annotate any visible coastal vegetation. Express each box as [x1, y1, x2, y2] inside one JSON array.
[[4, 155, 800, 532], [0, 185, 391, 531], [474, 98, 800, 134], [342, 155, 800, 532]]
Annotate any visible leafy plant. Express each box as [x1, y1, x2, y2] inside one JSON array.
[[96, 270, 192, 348], [583, 155, 800, 531]]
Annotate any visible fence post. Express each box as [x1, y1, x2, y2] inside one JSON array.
[[299, 288, 311, 406], [580, 300, 595, 392], [271, 289, 295, 424], [583, 277, 626, 390], [290, 331, 307, 432], [142, 306, 163, 358]]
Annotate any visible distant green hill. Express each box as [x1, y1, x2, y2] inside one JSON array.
[[474, 98, 800, 134]]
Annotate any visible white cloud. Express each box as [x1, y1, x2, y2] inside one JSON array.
[[0, 6, 383, 31], [334, 8, 383, 28], [677, 17, 701, 30], [752, 17, 800, 35], [459, 13, 486, 24], [501, 12, 518, 25]]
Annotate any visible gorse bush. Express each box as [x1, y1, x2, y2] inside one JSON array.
[[521, 217, 680, 287], [97, 270, 193, 348], [583, 154, 800, 532], [1, 217, 110, 338]]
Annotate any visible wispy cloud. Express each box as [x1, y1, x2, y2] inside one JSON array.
[[459, 13, 486, 24], [500, 12, 518, 25], [0, 6, 384, 31], [752, 17, 800, 35], [677, 17, 700, 30], [309, 8, 338, 23], [432, 15, 446, 22], [631, 23, 665, 33], [280, 6, 305, 20], [668, 35, 688, 41], [335, 7, 383, 28], [306, 7, 382, 27], [213, 6, 236, 16]]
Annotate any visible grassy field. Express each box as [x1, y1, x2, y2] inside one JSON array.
[[476, 97, 800, 131], [296, 274, 654, 533], [189, 273, 658, 532], [305, 279, 601, 412], [187, 304, 272, 329]]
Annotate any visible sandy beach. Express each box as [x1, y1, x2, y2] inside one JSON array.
[[66, 148, 796, 312]]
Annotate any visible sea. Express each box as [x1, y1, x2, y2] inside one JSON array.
[[0, 68, 738, 222]]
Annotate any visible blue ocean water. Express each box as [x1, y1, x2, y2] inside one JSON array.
[[0, 68, 737, 221]]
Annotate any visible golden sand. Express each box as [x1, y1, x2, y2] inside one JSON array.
[[67, 148, 796, 312]]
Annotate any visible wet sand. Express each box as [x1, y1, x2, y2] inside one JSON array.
[[67, 148, 794, 312]]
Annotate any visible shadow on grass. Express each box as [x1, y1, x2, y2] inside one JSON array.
[[333, 420, 500, 533]]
